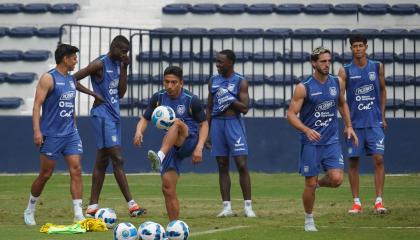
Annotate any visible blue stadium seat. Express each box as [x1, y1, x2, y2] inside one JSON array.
[[0, 50, 22, 61], [408, 29, 420, 39], [254, 98, 285, 109], [385, 75, 414, 86], [6, 72, 37, 84], [282, 52, 310, 63], [333, 4, 361, 14], [120, 98, 140, 109], [298, 75, 312, 82], [22, 50, 51, 61], [336, 52, 353, 63], [190, 4, 219, 14], [7, 27, 36, 38], [136, 51, 167, 62], [152, 75, 165, 84], [49, 3, 79, 14], [413, 76, 420, 86], [162, 4, 191, 14], [0, 72, 7, 83], [244, 74, 266, 85], [128, 74, 153, 84], [304, 4, 333, 14], [180, 27, 208, 37], [330, 52, 341, 61], [386, 98, 403, 110], [370, 52, 396, 63], [389, 4, 418, 15], [246, 4, 275, 14], [293, 28, 322, 39], [404, 99, 420, 111], [284, 99, 291, 108], [360, 4, 390, 15], [322, 28, 351, 39], [22, 3, 50, 13], [234, 51, 252, 62], [219, 3, 247, 14], [237, 28, 265, 38], [275, 4, 304, 14], [165, 51, 194, 62], [265, 28, 292, 38], [396, 52, 420, 63], [253, 52, 281, 62], [352, 28, 380, 38], [138, 99, 150, 109], [0, 97, 23, 109], [0, 27, 8, 37], [266, 74, 298, 85], [36, 27, 62, 38], [0, 3, 22, 13], [194, 51, 217, 62], [150, 27, 179, 38], [381, 28, 408, 39], [208, 28, 235, 38], [183, 74, 209, 85]]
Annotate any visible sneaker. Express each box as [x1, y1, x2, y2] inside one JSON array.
[[244, 208, 256, 218], [85, 208, 98, 218], [74, 214, 85, 223], [129, 203, 147, 217], [374, 202, 388, 214], [217, 209, 236, 217], [147, 150, 161, 172], [24, 209, 36, 226], [348, 203, 362, 214], [304, 221, 318, 232]]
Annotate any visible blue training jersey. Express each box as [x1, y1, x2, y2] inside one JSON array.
[[209, 72, 244, 117], [344, 59, 383, 128], [40, 68, 77, 137], [300, 75, 340, 145], [90, 55, 121, 122]]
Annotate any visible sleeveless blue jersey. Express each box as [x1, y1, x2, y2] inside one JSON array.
[[40, 69, 77, 137], [344, 59, 382, 128], [210, 72, 244, 116], [300, 75, 340, 145], [90, 55, 121, 122], [157, 89, 199, 135]]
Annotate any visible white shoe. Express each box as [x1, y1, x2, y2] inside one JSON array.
[[217, 209, 236, 217], [244, 208, 256, 218], [24, 209, 36, 226], [147, 150, 161, 172], [73, 214, 85, 223], [304, 221, 318, 232]]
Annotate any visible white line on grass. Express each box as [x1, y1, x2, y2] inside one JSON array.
[[191, 225, 248, 236], [0, 172, 160, 176], [282, 225, 420, 229]]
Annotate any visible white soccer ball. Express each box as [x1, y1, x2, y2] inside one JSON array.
[[114, 222, 138, 240], [94, 208, 117, 229], [166, 220, 189, 240], [138, 221, 166, 240], [151, 105, 176, 130]]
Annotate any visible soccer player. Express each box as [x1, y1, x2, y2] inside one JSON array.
[[206, 49, 256, 218], [287, 46, 358, 231], [73, 35, 146, 217], [24, 44, 85, 225], [338, 34, 388, 214], [133, 66, 208, 221]]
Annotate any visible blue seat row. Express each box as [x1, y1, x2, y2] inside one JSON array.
[[0, 97, 24, 109], [0, 72, 37, 84], [385, 75, 420, 86], [0, 3, 79, 14], [0, 26, 62, 38], [163, 3, 419, 15], [0, 50, 51, 61]]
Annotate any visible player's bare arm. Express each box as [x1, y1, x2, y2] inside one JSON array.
[[73, 60, 105, 102], [133, 117, 149, 147], [338, 76, 358, 146], [287, 83, 321, 142], [118, 54, 129, 99], [378, 63, 387, 130], [192, 120, 209, 164], [205, 81, 213, 149], [32, 73, 53, 147], [229, 79, 249, 114]]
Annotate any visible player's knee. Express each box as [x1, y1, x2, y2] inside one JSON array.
[[236, 163, 248, 173], [373, 155, 384, 168], [69, 164, 82, 177], [39, 170, 53, 181], [331, 176, 343, 188], [111, 154, 124, 168], [218, 163, 229, 173], [162, 183, 176, 199]]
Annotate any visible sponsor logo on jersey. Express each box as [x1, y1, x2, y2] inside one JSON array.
[[59, 91, 75, 101], [227, 83, 235, 92], [329, 87, 337, 96], [369, 72, 376, 81], [356, 84, 374, 95], [311, 92, 322, 96], [177, 104, 185, 115], [109, 79, 119, 88], [315, 100, 335, 112]]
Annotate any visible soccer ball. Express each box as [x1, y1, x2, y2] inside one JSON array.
[[114, 222, 138, 240], [166, 220, 189, 240], [95, 208, 117, 229], [151, 105, 176, 130], [138, 221, 166, 240]]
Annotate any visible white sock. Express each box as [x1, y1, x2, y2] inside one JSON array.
[[375, 197, 383, 204], [87, 203, 98, 211], [223, 201, 231, 210], [354, 198, 362, 205], [26, 193, 39, 212], [157, 151, 165, 163], [73, 199, 83, 217], [305, 213, 314, 223], [244, 200, 252, 209], [128, 199, 137, 208]]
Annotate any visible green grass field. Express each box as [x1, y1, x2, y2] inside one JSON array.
[[1, 173, 419, 239]]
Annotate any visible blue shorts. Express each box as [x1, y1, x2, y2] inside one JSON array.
[[161, 134, 198, 175], [346, 127, 385, 157], [91, 115, 121, 149], [299, 143, 344, 177], [40, 132, 83, 161], [210, 116, 248, 157]]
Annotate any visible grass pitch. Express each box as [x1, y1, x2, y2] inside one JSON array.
[[1, 173, 419, 239]]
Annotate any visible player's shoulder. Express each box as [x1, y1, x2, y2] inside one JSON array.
[[301, 75, 313, 85], [182, 88, 198, 99]]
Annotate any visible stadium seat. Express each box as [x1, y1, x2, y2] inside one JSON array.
[[254, 98, 285, 109], [381, 28, 408, 39], [0, 27, 7, 37], [180, 27, 208, 36], [370, 52, 396, 63], [7, 27, 36, 38], [404, 99, 420, 111], [219, 3, 247, 14], [360, 4, 390, 15], [136, 51, 167, 62], [414, 76, 420, 86], [265, 28, 292, 38], [152, 74, 165, 84], [253, 52, 281, 62], [337, 52, 353, 63], [246, 4, 275, 14], [385, 75, 414, 86], [284, 99, 291, 108], [36, 27, 62, 38], [138, 98, 150, 109], [386, 98, 403, 110], [396, 52, 420, 63], [282, 51, 310, 63], [22, 3, 50, 14], [237, 28, 265, 38], [150, 27, 179, 38], [194, 51, 217, 62], [0, 97, 23, 109], [234, 51, 252, 62], [162, 4, 191, 14], [120, 98, 140, 109], [208, 28, 235, 38], [49, 3, 79, 14], [352, 28, 381, 38], [322, 28, 351, 39], [389, 4, 418, 15], [299, 75, 312, 82], [332, 4, 361, 14], [408, 29, 420, 39], [293, 28, 322, 39], [244, 74, 266, 85], [190, 4, 219, 14], [21, 50, 51, 61], [0, 50, 22, 61], [266, 74, 298, 85], [303, 4, 333, 14], [0, 72, 7, 83], [275, 4, 304, 14], [165, 51, 194, 62], [0, 3, 22, 14], [183, 74, 209, 85], [6, 72, 37, 84], [128, 74, 153, 84]]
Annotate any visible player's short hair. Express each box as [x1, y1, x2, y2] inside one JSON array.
[[110, 35, 129, 48], [310, 46, 331, 62], [349, 34, 367, 45], [164, 65, 183, 80], [55, 43, 79, 64], [219, 49, 236, 65]]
